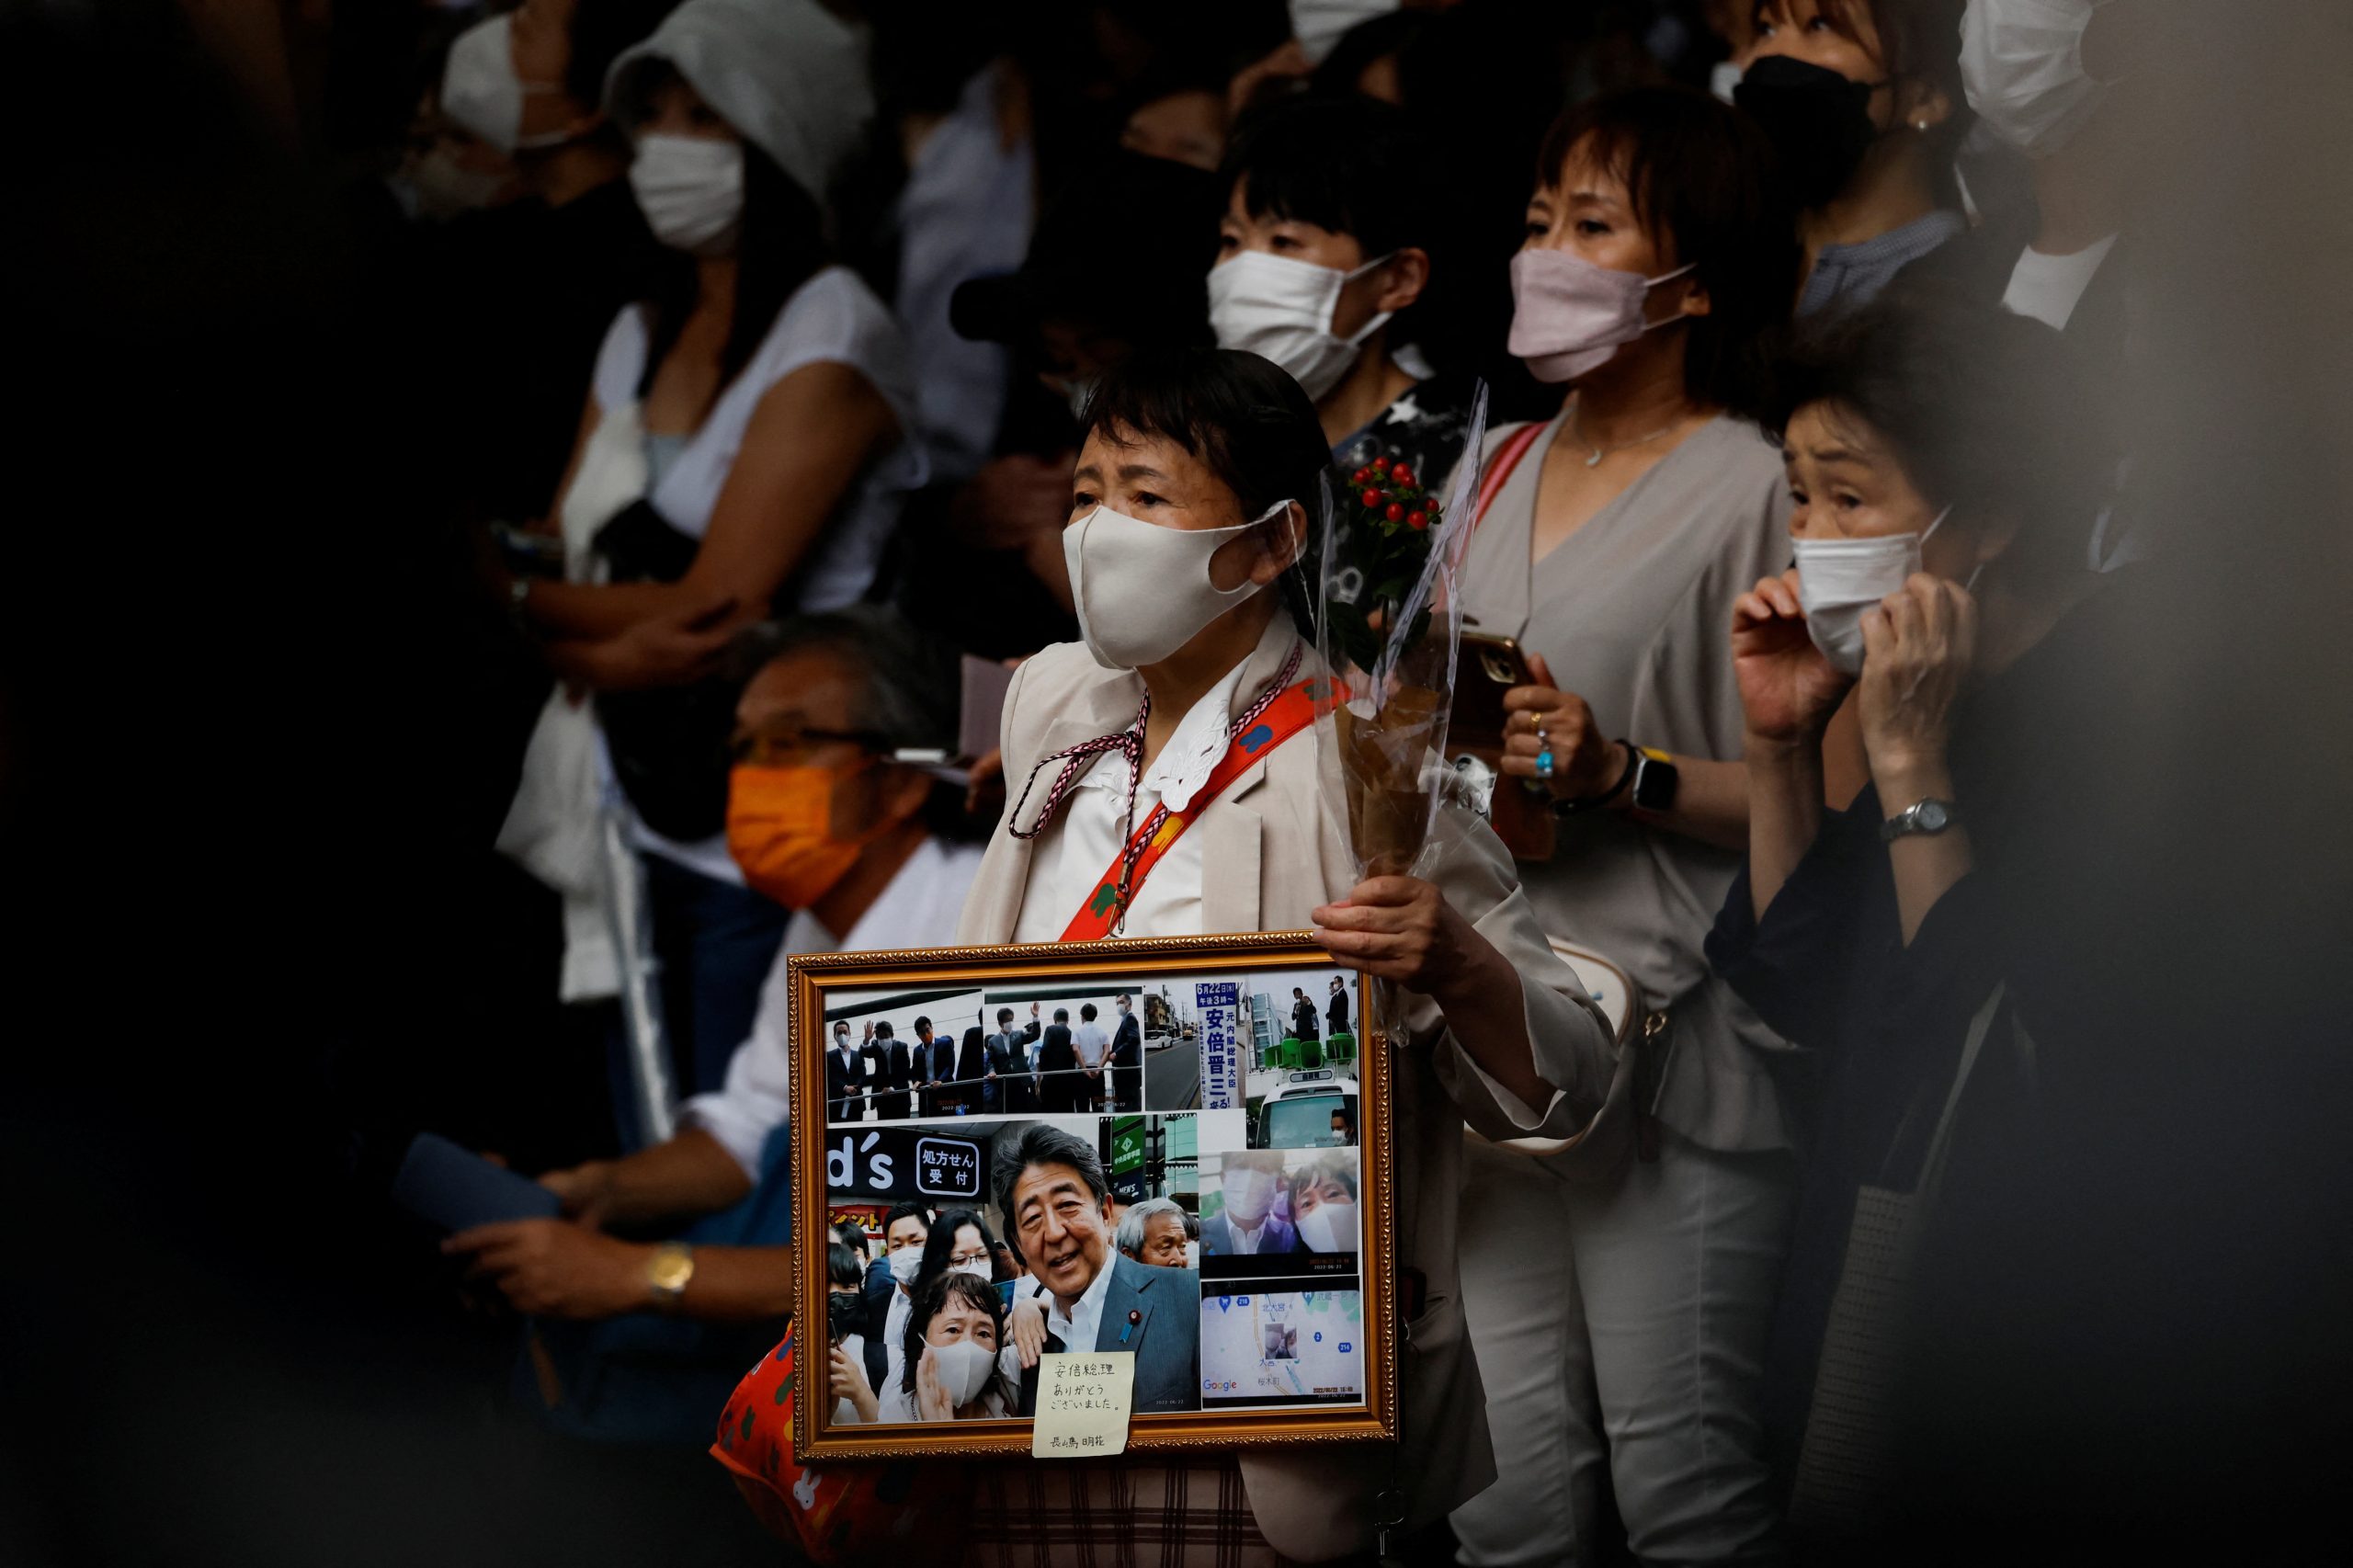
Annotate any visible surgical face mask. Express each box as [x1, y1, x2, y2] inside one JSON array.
[[1961, 0, 2114, 158], [927, 1336, 997, 1408], [1209, 250, 1396, 403], [1506, 249, 1697, 384], [1054, 374, 1098, 423], [834, 1030, 851, 1051], [1793, 506, 1949, 675], [1062, 499, 1290, 671], [726, 761, 884, 909], [631, 133, 745, 256], [1291, 0, 1398, 66], [1222, 1169, 1278, 1227], [1709, 58, 1745, 105], [1735, 55, 1885, 210], [887, 1246, 924, 1286], [951, 1259, 994, 1282], [441, 14, 569, 156], [1295, 1199, 1358, 1255], [1183, 1240, 1201, 1270]]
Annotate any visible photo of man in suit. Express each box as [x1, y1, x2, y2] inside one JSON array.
[[915, 1016, 960, 1116], [1037, 1007, 1080, 1114], [1198, 1150, 1301, 1257], [1108, 994, 1143, 1113], [1290, 987, 1320, 1044], [1325, 974, 1349, 1037], [951, 1025, 989, 1116], [996, 1124, 1198, 1415], [985, 1005, 1040, 1113], [826, 1020, 865, 1122], [871, 1021, 913, 1120]]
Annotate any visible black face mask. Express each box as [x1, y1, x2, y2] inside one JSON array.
[[1736, 54, 1886, 210]]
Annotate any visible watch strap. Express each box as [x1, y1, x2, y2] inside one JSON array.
[[1881, 798, 1960, 841], [1551, 739, 1639, 817]]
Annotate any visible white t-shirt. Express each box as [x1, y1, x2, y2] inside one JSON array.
[[1008, 654, 1251, 943], [585, 265, 928, 881], [2001, 233, 2119, 332], [1072, 1022, 1111, 1068], [682, 837, 983, 1178]]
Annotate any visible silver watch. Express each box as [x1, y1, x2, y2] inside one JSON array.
[[1881, 798, 1959, 842]]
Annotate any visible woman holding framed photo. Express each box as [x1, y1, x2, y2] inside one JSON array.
[[951, 347, 1617, 1564]]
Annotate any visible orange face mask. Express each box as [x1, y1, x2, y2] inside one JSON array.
[[726, 761, 888, 910]]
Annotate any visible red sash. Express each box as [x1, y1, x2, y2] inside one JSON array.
[[1060, 676, 1327, 941], [1471, 421, 1547, 529]]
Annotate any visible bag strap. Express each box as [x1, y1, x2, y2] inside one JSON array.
[[1058, 676, 1327, 941], [1471, 421, 1548, 528], [1916, 983, 2008, 1211]]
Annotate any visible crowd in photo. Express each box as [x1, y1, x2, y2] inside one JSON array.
[[14, 3, 2353, 1567]]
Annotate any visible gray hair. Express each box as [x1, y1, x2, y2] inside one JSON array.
[[733, 606, 956, 755], [1115, 1197, 1187, 1258]]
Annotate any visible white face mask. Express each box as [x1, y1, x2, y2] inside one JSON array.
[[887, 1245, 924, 1285], [1222, 1170, 1279, 1228], [1709, 59, 1745, 105], [630, 134, 745, 256], [1209, 250, 1396, 403], [950, 1259, 994, 1282], [1290, 0, 1399, 65], [1057, 375, 1098, 422], [1183, 1240, 1201, 1270], [926, 1336, 997, 1408], [1960, 0, 2116, 158], [1062, 499, 1290, 671], [1793, 507, 1949, 675], [441, 15, 569, 156], [1294, 1199, 1358, 1255]]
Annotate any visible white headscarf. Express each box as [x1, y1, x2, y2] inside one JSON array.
[[604, 0, 872, 207]]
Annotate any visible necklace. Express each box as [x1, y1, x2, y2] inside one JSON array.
[[1569, 405, 1688, 467]]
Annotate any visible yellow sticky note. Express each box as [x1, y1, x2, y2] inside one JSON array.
[[1029, 1351, 1136, 1460]]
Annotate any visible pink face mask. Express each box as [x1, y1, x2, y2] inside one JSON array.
[[1506, 250, 1698, 383]]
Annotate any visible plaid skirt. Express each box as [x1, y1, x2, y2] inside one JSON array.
[[967, 1457, 1293, 1568]]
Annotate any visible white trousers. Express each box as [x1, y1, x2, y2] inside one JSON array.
[[1451, 1126, 1795, 1567]]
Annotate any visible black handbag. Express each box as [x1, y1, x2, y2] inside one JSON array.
[[590, 498, 741, 842]]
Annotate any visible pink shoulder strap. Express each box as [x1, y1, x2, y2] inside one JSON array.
[[1471, 421, 1548, 529]]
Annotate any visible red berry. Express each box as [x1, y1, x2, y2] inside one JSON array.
[[1406, 509, 1427, 529], [1385, 502, 1405, 523], [1360, 488, 1382, 507], [1390, 462, 1415, 485], [1351, 466, 1371, 483]]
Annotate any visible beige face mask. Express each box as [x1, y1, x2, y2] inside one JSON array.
[[1061, 499, 1291, 671]]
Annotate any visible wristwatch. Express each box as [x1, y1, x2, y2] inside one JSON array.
[[1881, 798, 1960, 841], [1627, 745, 1680, 812], [647, 1242, 696, 1307]]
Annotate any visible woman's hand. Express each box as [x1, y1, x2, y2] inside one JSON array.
[[566, 594, 740, 691], [1313, 876, 1486, 998], [829, 1343, 880, 1425], [1008, 1295, 1048, 1369], [1733, 568, 1851, 744], [1496, 653, 1621, 799], [538, 1161, 617, 1231], [914, 1346, 957, 1421], [1857, 574, 1977, 787]]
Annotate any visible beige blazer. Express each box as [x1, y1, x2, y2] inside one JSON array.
[[958, 615, 1616, 1560]]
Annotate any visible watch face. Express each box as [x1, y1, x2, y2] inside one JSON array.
[[1631, 754, 1679, 812], [651, 1249, 694, 1292], [1916, 801, 1949, 833]]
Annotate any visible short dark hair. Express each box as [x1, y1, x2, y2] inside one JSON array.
[[881, 1200, 932, 1239], [825, 1242, 866, 1290], [898, 1269, 1010, 1402], [993, 1123, 1108, 1221], [916, 1206, 997, 1290], [914, 1015, 932, 1034], [1052, 1007, 1069, 1023], [1080, 1003, 1097, 1021], [996, 1007, 1015, 1024], [1221, 95, 1446, 260], [1763, 277, 2105, 574], [1082, 347, 1331, 637], [1535, 85, 1798, 418], [874, 1020, 894, 1039]]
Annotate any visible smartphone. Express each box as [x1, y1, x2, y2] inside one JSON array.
[[1451, 631, 1533, 752]]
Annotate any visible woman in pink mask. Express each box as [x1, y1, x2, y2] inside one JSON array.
[[1449, 86, 1807, 1564]]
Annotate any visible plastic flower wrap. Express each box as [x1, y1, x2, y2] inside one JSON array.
[[1313, 384, 1490, 878]]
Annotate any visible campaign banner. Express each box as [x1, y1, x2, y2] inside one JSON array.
[[1197, 981, 1241, 1109]]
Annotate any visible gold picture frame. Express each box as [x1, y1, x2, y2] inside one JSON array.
[[789, 931, 1393, 1460]]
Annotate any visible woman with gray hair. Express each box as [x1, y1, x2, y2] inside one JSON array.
[[1115, 1196, 1190, 1270]]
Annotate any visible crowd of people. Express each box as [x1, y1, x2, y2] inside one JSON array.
[[9, 2, 2353, 1567]]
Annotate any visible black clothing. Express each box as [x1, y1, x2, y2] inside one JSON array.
[[1330, 371, 1483, 502], [1290, 999, 1319, 1042], [950, 1028, 989, 1114], [1326, 987, 1349, 1034], [873, 1040, 914, 1120], [824, 1043, 865, 1122], [1037, 1024, 1080, 1114], [987, 1022, 1040, 1113], [919, 1036, 958, 1116], [1109, 1012, 1143, 1113], [859, 1258, 895, 1392]]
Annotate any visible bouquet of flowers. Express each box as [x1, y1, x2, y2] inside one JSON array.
[[1313, 385, 1490, 878]]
